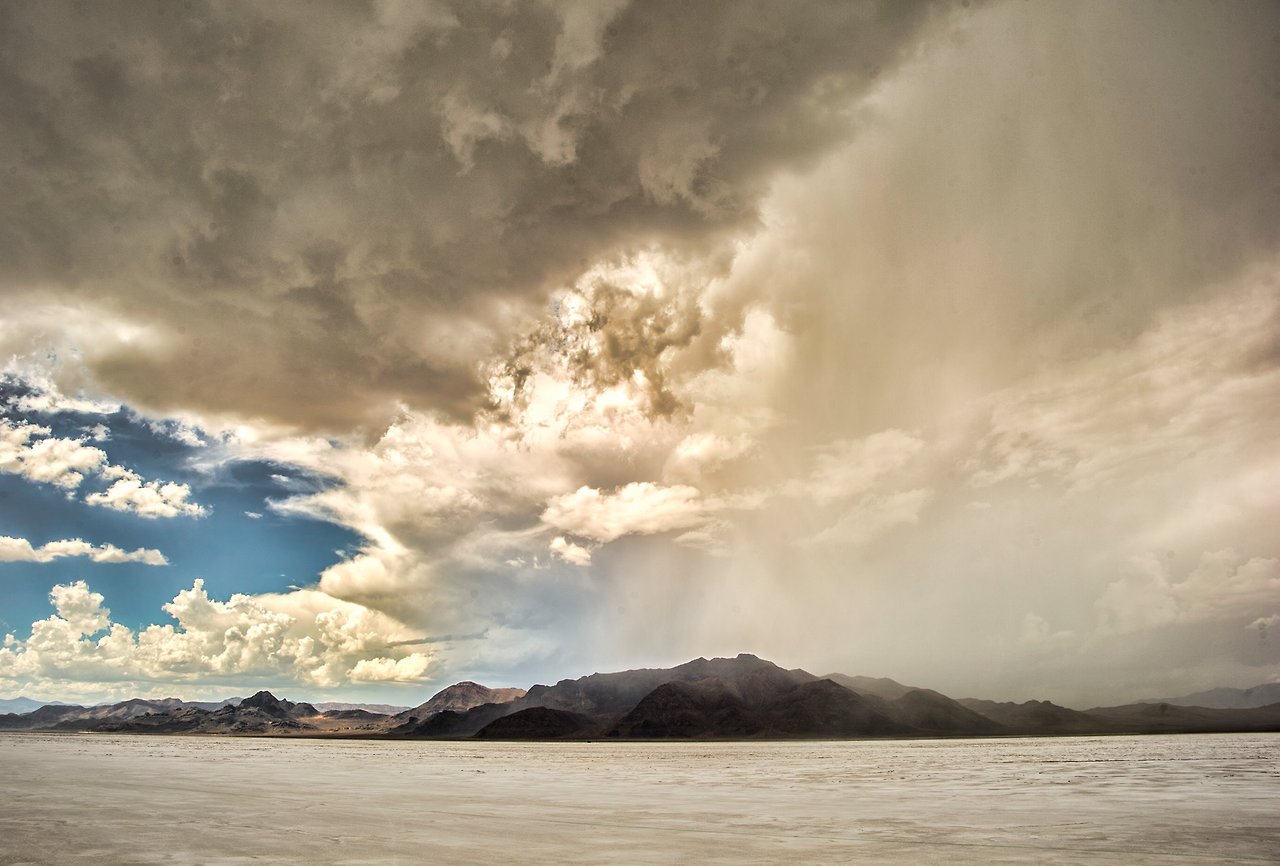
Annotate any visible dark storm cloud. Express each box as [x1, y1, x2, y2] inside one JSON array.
[[0, 0, 936, 432]]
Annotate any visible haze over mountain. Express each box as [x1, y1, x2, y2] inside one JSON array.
[[0, 697, 66, 714], [1140, 684, 1280, 710]]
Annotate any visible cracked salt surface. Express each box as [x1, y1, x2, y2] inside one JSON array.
[[1, 733, 1276, 864]]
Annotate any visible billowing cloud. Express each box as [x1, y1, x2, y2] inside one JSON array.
[[542, 482, 710, 544], [0, 417, 207, 517], [348, 654, 434, 684], [85, 466, 206, 519], [0, 579, 432, 694], [0, 535, 167, 566], [550, 536, 594, 567], [0, 420, 107, 489], [0, 0, 938, 431]]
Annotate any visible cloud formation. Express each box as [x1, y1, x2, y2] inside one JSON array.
[[0, 580, 432, 697], [0, 418, 206, 518], [1, 1, 1278, 705], [85, 466, 205, 519], [0, 0, 937, 431], [0, 420, 106, 489], [0, 535, 167, 566], [543, 483, 710, 544]]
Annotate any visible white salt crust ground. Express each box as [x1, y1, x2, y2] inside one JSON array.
[[1, 732, 1277, 864]]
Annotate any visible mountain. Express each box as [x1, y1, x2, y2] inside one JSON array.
[[0, 697, 65, 714], [394, 681, 526, 723], [0, 691, 322, 734], [313, 701, 410, 715], [99, 691, 322, 734], [476, 707, 595, 739], [823, 677, 1004, 734], [608, 677, 913, 739], [239, 690, 318, 717], [823, 674, 918, 701], [608, 680, 764, 738], [1083, 701, 1280, 733], [959, 698, 1112, 734], [394, 653, 815, 738], [884, 689, 1005, 735], [1139, 683, 1280, 710], [4, 656, 1280, 740], [0, 703, 88, 730]]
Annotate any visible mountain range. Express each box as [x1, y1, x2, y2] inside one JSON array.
[[2, 654, 1278, 739], [1138, 683, 1280, 710]]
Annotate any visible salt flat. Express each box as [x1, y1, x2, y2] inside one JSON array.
[[1, 733, 1277, 864]]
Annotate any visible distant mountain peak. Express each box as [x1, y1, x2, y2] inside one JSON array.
[[403, 680, 527, 719], [240, 691, 283, 710]]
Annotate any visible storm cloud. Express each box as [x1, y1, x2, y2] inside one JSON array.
[[0, 0, 934, 430]]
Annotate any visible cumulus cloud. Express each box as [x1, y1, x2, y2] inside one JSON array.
[[0, 535, 168, 566], [0, 417, 207, 517], [0, 420, 107, 489], [550, 535, 594, 567], [0, 579, 433, 693], [348, 654, 434, 684], [85, 467, 206, 519]]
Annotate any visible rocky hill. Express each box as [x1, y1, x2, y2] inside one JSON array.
[[394, 681, 526, 724]]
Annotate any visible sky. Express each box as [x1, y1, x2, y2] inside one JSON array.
[[1, 0, 1278, 709]]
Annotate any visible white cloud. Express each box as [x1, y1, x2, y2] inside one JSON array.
[[542, 482, 710, 544], [49, 582, 112, 636], [12, 392, 119, 416], [0, 418, 207, 517], [663, 432, 754, 484], [0, 420, 107, 489], [549, 535, 594, 566], [0, 579, 433, 693], [0, 535, 168, 566], [348, 654, 433, 683], [146, 419, 207, 448], [85, 467, 207, 519]]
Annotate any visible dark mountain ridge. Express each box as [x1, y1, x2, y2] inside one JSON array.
[[5, 656, 1279, 740]]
